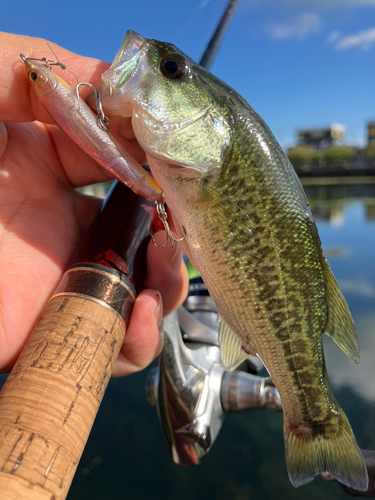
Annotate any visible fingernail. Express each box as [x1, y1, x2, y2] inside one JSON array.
[[321, 472, 335, 482], [168, 244, 183, 274], [154, 291, 164, 352]]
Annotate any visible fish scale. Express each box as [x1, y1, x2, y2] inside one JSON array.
[[171, 166, 328, 425], [99, 30, 368, 491]]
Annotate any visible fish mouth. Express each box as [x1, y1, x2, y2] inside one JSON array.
[[114, 31, 146, 59], [97, 31, 224, 175], [99, 31, 147, 113]]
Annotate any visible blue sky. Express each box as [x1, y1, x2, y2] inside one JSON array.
[[3, 0, 375, 149]]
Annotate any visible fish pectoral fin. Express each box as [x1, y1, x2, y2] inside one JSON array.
[[203, 183, 255, 238], [322, 258, 360, 364], [218, 316, 252, 371]]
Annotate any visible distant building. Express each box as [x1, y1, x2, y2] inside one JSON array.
[[367, 122, 375, 144], [297, 124, 346, 150]]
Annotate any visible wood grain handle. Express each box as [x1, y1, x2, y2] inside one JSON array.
[[0, 265, 135, 499]]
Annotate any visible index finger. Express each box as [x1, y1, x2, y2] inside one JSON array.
[[0, 32, 110, 123]]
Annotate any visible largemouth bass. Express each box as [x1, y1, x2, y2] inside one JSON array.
[[99, 31, 368, 491]]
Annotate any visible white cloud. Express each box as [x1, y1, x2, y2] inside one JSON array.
[[320, 0, 375, 6], [338, 279, 375, 298], [333, 27, 375, 50], [327, 27, 375, 50], [247, 0, 375, 10], [198, 0, 210, 9], [280, 0, 375, 8], [326, 30, 341, 43], [266, 12, 321, 40]]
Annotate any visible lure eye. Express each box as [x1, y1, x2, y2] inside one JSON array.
[[28, 71, 38, 83], [159, 55, 188, 80]]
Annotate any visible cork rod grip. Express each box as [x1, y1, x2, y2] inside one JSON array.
[[0, 266, 134, 499]]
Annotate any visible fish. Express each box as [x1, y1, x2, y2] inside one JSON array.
[[98, 31, 368, 491], [22, 56, 161, 202]]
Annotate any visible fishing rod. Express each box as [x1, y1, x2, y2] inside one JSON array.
[[0, 1, 241, 498], [0, 184, 156, 500], [199, 0, 240, 70]]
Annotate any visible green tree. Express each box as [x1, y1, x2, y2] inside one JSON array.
[[287, 147, 321, 171], [365, 142, 375, 159], [322, 145, 357, 168]]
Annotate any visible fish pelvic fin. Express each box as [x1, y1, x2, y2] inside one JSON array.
[[322, 258, 360, 364], [284, 412, 368, 491], [218, 316, 251, 371]]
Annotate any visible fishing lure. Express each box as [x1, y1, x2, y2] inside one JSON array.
[[21, 54, 161, 202]]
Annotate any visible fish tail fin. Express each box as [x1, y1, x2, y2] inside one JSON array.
[[284, 411, 368, 491]]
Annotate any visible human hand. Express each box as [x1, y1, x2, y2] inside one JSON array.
[[0, 32, 188, 376]]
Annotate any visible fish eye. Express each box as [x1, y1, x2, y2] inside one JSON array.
[[28, 71, 38, 83], [159, 54, 188, 79]]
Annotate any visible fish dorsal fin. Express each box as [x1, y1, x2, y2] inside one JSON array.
[[322, 258, 360, 364], [218, 316, 250, 371]]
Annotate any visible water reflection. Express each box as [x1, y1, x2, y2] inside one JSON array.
[[302, 181, 375, 404], [303, 182, 375, 223]]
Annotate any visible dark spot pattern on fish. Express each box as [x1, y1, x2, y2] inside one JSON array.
[[163, 93, 336, 430], [210, 116, 333, 425]]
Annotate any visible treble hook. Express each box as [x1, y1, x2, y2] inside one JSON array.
[[20, 54, 67, 70], [152, 195, 186, 249], [75, 82, 110, 131]]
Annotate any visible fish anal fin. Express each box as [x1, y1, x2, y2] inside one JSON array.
[[284, 411, 368, 490], [322, 258, 360, 364], [218, 316, 252, 371]]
